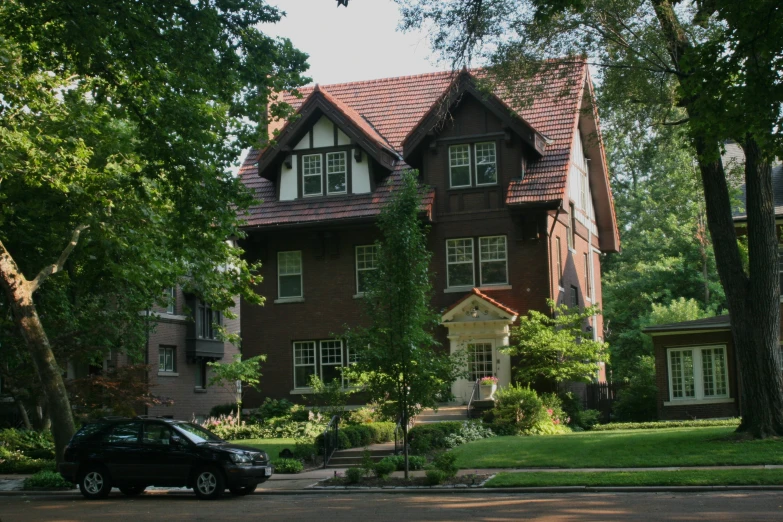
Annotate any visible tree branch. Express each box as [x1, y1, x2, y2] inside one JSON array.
[[30, 225, 89, 293]]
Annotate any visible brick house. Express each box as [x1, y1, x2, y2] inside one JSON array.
[[647, 145, 783, 420], [237, 64, 619, 407]]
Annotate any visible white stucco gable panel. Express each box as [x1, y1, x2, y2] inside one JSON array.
[[312, 116, 334, 148], [441, 293, 518, 324], [352, 152, 371, 194], [337, 128, 351, 146], [279, 158, 298, 201]]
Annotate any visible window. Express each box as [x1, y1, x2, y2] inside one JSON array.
[[195, 360, 207, 389], [570, 286, 578, 307], [668, 346, 729, 401], [104, 422, 142, 444], [584, 253, 591, 300], [568, 203, 576, 249], [479, 236, 508, 286], [166, 287, 176, 314], [320, 340, 343, 383], [467, 343, 493, 381], [326, 152, 347, 194], [449, 145, 471, 187], [355, 245, 379, 294], [475, 143, 497, 185], [293, 341, 316, 389], [159, 346, 176, 373], [449, 142, 498, 188], [303, 154, 323, 196], [143, 423, 173, 445], [446, 238, 475, 288], [197, 302, 221, 340], [555, 237, 563, 287], [278, 251, 303, 299]]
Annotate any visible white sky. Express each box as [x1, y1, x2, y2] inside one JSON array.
[[262, 0, 447, 85]]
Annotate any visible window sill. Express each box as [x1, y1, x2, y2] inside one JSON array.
[[663, 398, 734, 406], [444, 285, 512, 294], [157, 372, 179, 377], [194, 387, 208, 394], [274, 297, 305, 304], [477, 285, 511, 292], [444, 286, 475, 294], [353, 293, 365, 299]]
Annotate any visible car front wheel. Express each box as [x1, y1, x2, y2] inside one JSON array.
[[193, 467, 224, 500], [79, 466, 112, 500]]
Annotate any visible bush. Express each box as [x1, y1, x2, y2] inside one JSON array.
[[579, 410, 601, 430], [346, 407, 376, 425], [0, 446, 55, 474], [292, 438, 318, 463], [373, 458, 396, 479], [315, 422, 396, 451], [379, 455, 426, 471], [433, 452, 458, 478], [490, 384, 547, 435], [345, 467, 363, 484], [592, 418, 741, 431], [275, 458, 304, 474], [23, 470, 73, 490], [407, 421, 463, 454], [209, 403, 239, 418], [0, 429, 55, 460], [612, 380, 658, 422], [257, 398, 295, 421], [443, 421, 495, 449], [425, 469, 446, 486], [289, 405, 311, 422]]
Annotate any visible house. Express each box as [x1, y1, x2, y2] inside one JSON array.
[[237, 63, 619, 407], [647, 145, 783, 420]]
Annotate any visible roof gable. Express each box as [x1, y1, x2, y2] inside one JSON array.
[[441, 288, 519, 323]]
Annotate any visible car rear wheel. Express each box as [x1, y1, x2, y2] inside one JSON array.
[[79, 466, 112, 500], [229, 483, 257, 496], [193, 466, 224, 500], [119, 486, 146, 496]]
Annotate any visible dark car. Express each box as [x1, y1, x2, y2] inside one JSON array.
[[58, 416, 273, 500]]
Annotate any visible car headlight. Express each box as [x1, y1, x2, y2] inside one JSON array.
[[258, 452, 269, 462], [230, 452, 253, 465]]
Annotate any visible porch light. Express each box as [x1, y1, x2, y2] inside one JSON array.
[[471, 306, 480, 318]]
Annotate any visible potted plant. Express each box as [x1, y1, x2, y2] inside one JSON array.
[[479, 376, 498, 400]]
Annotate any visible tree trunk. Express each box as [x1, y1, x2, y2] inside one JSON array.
[[17, 399, 33, 431]]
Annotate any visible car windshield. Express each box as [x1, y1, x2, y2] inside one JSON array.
[[173, 422, 224, 444]]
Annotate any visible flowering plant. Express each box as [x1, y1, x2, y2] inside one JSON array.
[[479, 376, 498, 386]]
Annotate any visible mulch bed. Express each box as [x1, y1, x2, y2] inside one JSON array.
[[319, 473, 492, 488]]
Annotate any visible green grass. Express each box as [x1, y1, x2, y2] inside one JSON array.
[[230, 438, 299, 464], [452, 427, 783, 469], [485, 469, 783, 488]]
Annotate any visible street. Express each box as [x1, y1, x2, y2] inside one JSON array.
[[1, 491, 782, 521]]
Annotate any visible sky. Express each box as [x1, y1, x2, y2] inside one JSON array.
[[262, 0, 448, 85]]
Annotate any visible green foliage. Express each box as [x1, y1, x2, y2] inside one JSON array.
[[256, 398, 295, 421], [490, 384, 547, 435], [379, 455, 426, 471], [23, 470, 72, 490], [611, 357, 658, 422], [592, 419, 741, 432], [373, 458, 396, 479], [407, 422, 464, 454], [425, 469, 447, 486], [345, 467, 364, 484], [209, 403, 239, 418], [558, 392, 599, 430], [443, 421, 496, 449], [308, 375, 354, 418], [506, 301, 607, 385], [346, 407, 379, 425], [315, 422, 396, 450], [201, 413, 325, 441], [433, 452, 458, 478], [530, 393, 571, 435], [0, 446, 55, 474], [208, 355, 266, 416], [0, 429, 55, 460], [360, 449, 375, 477], [292, 438, 318, 464], [274, 458, 304, 474]]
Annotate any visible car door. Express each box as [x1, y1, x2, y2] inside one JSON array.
[[102, 421, 144, 483], [141, 422, 194, 486]]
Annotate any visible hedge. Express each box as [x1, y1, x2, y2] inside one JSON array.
[[407, 421, 463, 454], [591, 418, 741, 431], [315, 421, 396, 451]]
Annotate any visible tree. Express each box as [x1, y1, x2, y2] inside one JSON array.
[[343, 171, 464, 479], [0, 0, 308, 460], [505, 300, 608, 387], [393, 0, 783, 438], [207, 355, 266, 420]]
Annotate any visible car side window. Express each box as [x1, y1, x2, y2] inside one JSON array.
[[103, 421, 142, 444], [143, 423, 173, 445]]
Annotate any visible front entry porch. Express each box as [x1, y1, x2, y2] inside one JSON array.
[[441, 289, 519, 404]]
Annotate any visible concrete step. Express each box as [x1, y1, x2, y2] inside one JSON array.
[[415, 414, 468, 423], [417, 406, 466, 416]]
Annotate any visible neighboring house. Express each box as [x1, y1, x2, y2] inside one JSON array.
[[237, 64, 619, 407], [647, 145, 783, 420]]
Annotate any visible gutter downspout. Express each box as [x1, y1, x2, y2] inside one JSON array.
[[548, 206, 562, 311]]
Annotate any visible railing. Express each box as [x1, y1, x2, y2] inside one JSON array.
[[321, 414, 340, 469], [466, 379, 480, 418]]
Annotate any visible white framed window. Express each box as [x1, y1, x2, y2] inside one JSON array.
[[326, 152, 347, 194], [159, 346, 176, 373], [302, 154, 323, 196], [474, 142, 497, 185], [165, 287, 176, 314], [449, 144, 471, 188], [479, 236, 508, 286], [278, 251, 303, 299], [320, 340, 343, 384], [197, 301, 221, 340], [467, 342, 494, 382], [446, 238, 475, 288], [355, 245, 379, 295], [293, 341, 316, 389], [667, 345, 729, 401]]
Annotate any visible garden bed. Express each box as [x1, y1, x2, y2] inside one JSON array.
[[316, 473, 493, 489]]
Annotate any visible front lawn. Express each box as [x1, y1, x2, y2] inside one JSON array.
[[231, 438, 299, 463], [485, 469, 783, 488], [452, 427, 783, 469]]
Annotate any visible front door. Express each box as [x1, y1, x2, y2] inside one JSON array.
[[454, 341, 495, 402]]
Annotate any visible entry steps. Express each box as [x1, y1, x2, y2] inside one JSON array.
[[326, 442, 396, 468]]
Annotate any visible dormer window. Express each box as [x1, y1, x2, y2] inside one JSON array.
[[303, 154, 323, 196], [448, 142, 497, 188], [302, 151, 348, 197]]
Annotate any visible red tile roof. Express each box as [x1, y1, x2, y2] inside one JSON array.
[[239, 63, 588, 228], [443, 288, 519, 318]]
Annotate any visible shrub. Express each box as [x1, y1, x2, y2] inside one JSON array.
[[199, 414, 264, 440], [433, 452, 458, 478], [373, 458, 396, 479], [612, 380, 658, 422], [365, 422, 396, 443], [379, 455, 426, 471], [209, 403, 239, 418], [490, 384, 547, 435], [591, 418, 741, 431], [275, 458, 304, 474], [292, 438, 318, 463], [425, 469, 446, 486], [360, 449, 375, 477], [315, 422, 396, 451], [579, 410, 601, 430], [346, 407, 376, 425], [289, 405, 311, 422], [407, 421, 463, 454], [23, 470, 73, 490], [345, 467, 363, 484], [0, 446, 55, 474], [0, 429, 55, 460], [443, 421, 495, 449], [257, 398, 295, 421]]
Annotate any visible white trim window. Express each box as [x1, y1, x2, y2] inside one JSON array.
[[479, 236, 508, 286], [293, 341, 316, 389], [446, 238, 475, 288], [668, 345, 729, 401], [320, 340, 343, 384], [449, 144, 471, 188], [159, 346, 176, 373], [302, 154, 323, 196], [278, 251, 303, 299], [475, 142, 497, 185], [355, 245, 379, 294], [165, 287, 176, 314], [326, 152, 347, 194], [467, 342, 494, 381]]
